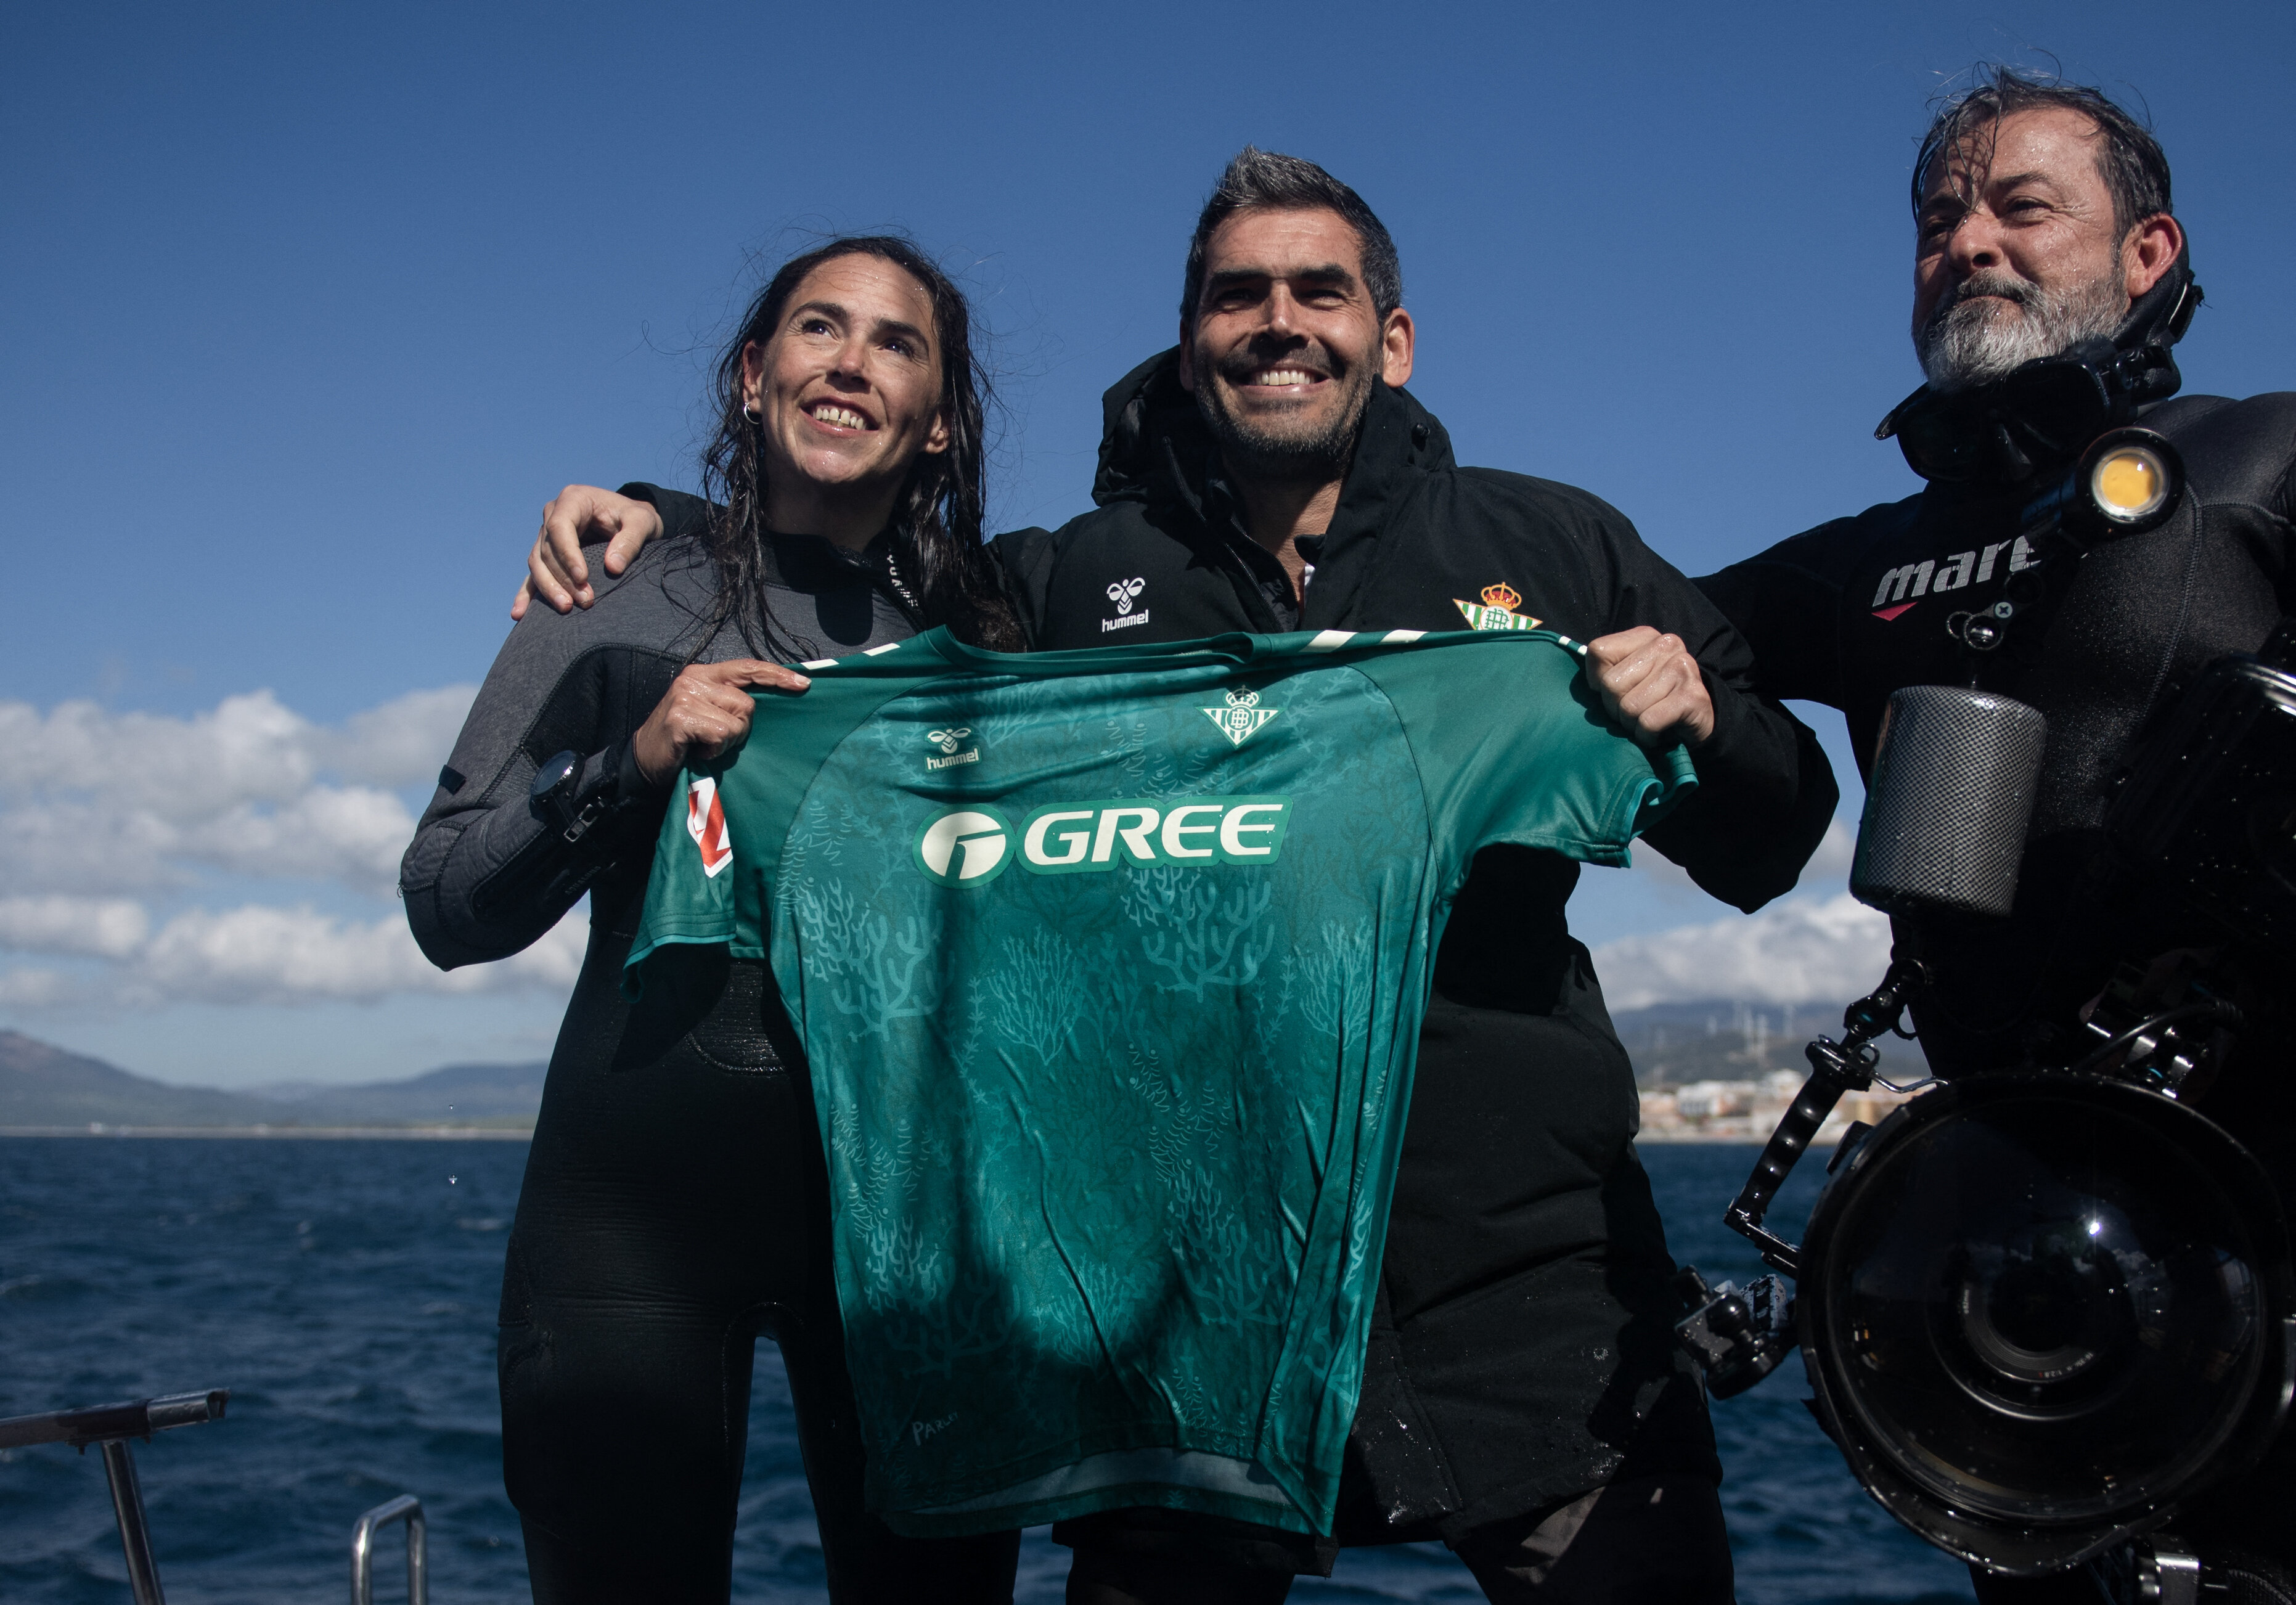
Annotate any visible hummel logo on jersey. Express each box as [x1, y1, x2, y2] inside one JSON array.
[[915, 797, 1294, 886], [1203, 687, 1280, 747], [926, 727, 979, 770], [1454, 581, 1543, 633], [685, 776, 732, 879], [1101, 578, 1151, 634]]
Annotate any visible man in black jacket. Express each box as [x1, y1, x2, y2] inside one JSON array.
[[1696, 72, 2296, 1601], [527, 150, 1834, 1602]]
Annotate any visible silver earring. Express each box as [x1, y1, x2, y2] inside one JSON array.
[[742, 404, 762, 424]]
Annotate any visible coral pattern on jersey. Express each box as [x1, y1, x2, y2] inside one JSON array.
[[624, 628, 1692, 1538]]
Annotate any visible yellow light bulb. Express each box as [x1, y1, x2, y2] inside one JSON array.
[[2094, 451, 2160, 515]]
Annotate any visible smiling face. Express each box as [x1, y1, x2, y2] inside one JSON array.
[[1910, 107, 2182, 389], [1178, 207, 1414, 483], [740, 253, 949, 539]]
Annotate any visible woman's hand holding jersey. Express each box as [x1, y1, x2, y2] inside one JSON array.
[[631, 659, 811, 785], [1585, 626, 1717, 748], [510, 483, 665, 619]]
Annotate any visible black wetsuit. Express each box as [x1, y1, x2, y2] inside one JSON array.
[[1696, 388, 2296, 1596], [400, 521, 1019, 1603]]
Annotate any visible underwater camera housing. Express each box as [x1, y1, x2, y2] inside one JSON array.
[[1675, 442, 2296, 1574], [1794, 1073, 2294, 1574]]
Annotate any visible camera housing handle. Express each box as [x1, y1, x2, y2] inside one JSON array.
[[1723, 957, 1931, 1277]]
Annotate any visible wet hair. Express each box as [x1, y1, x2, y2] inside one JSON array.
[[696, 235, 1023, 657], [1913, 67, 2173, 240], [1179, 147, 1403, 326]]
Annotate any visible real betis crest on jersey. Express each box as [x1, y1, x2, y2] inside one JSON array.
[[1454, 581, 1543, 633], [1202, 685, 1280, 746]]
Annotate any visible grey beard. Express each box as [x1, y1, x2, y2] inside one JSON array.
[[1914, 271, 2128, 391], [1195, 367, 1371, 484]]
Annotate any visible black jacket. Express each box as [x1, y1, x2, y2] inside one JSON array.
[[990, 351, 1837, 1537], [1697, 391, 2296, 1082]]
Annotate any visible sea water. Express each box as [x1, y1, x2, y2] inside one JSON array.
[[0, 1138, 1974, 1603]]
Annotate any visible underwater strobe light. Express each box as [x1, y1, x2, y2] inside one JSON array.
[[1797, 1074, 2294, 1574], [2079, 427, 2183, 533]]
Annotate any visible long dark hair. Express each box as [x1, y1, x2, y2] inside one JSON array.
[[696, 235, 1024, 656]]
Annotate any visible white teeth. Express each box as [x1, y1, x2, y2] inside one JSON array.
[[1252, 369, 1315, 386], [812, 404, 868, 429]]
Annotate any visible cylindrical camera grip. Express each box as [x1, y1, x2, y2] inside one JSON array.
[[1852, 685, 2046, 918]]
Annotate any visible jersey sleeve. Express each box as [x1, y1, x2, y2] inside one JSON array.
[[619, 637, 960, 995], [1353, 632, 1696, 873], [621, 768, 746, 989]]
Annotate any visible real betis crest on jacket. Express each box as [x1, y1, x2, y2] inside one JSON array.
[[1453, 579, 1543, 632], [624, 626, 1694, 1540]]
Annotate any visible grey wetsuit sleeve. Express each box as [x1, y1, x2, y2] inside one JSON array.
[[399, 544, 711, 970]]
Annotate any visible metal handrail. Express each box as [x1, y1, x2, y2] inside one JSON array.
[[0, 1389, 228, 1450], [349, 1495, 428, 1605], [0, 1389, 230, 1605]]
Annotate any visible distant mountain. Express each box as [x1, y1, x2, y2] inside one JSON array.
[[246, 1060, 547, 1123], [1, 1032, 281, 1127], [6, 1002, 1916, 1133], [0, 1031, 542, 1130], [1609, 1000, 1930, 1088]]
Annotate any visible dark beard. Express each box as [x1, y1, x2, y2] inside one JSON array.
[[1193, 358, 1375, 484]]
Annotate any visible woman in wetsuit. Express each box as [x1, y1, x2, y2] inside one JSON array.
[[400, 237, 1026, 1604]]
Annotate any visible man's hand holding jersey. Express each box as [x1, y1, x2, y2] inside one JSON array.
[[1584, 626, 1717, 749], [505, 486, 809, 785]]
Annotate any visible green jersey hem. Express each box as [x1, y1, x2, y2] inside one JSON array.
[[621, 928, 760, 995], [883, 1448, 1310, 1539]]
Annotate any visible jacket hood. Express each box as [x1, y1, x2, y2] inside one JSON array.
[[1090, 347, 1456, 510]]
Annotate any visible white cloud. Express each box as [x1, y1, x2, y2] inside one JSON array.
[[0, 682, 591, 1014], [137, 904, 586, 1007], [1, 904, 586, 1010], [1591, 891, 1892, 1011], [0, 968, 73, 1008], [0, 685, 473, 899], [0, 896, 152, 959], [322, 687, 484, 788]]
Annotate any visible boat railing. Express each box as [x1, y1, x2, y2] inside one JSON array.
[[0, 1389, 230, 1605], [350, 1493, 429, 1605]]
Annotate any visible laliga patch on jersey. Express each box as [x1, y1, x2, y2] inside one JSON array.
[[1453, 581, 1542, 632], [685, 776, 733, 879], [1202, 686, 1280, 746]]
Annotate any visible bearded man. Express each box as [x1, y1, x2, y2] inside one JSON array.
[[1696, 70, 2296, 1601], [521, 150, 1836, 1601]]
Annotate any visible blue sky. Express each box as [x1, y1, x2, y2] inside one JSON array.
[[4, 1, 2293, 1086]]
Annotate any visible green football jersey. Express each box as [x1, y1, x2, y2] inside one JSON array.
[[626, 626, 1693, 1538]]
